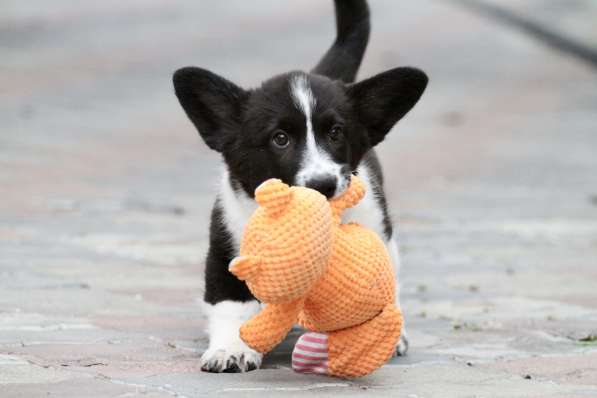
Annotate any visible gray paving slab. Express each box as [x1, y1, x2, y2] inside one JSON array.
[[1, 0, 597, 397]]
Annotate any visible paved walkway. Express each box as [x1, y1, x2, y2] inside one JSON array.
[[1, 1, 597, 396]]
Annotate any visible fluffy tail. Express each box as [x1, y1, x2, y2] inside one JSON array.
[[312, 0, 370, 83]]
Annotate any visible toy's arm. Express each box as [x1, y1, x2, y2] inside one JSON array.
[[239, 299, 303, 354], [330, 175, 366, 218]]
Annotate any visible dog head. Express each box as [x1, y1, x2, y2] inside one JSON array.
[[173, 1, 427, 198], [173, 67, 427, 198]]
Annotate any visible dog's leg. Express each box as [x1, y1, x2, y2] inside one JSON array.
[[200, 201, 262, 373], [201, 300, 262, 373], [386, 236, 409, 356]]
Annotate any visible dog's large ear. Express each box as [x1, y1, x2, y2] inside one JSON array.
[[347, 67, 428, 147], [173, 67, 248, 152]]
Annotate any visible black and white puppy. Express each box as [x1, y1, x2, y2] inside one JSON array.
[[173, 0, 427, 373]]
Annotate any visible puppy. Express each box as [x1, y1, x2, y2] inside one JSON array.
[[173, 0, 427, 373]]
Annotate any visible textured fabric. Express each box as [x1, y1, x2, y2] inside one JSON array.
[[292, 332, 329, 375], [230, 178, 333, 303], [327, 304, 402, 378], [229, 175, 402, 378], [239, 299, 303, 353], [299, 222, 396, 331], [292, 305, 403, 378]]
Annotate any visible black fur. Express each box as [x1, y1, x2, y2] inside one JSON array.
[[203, 198, 253, 304], [361, 150, 393, 240], [173, 67, 248, 152], [348, 67, 428, 147], [313, 0, 370, 83], [172, 0, 427, 372], [226, 71, 366, 197], [172, 0, 428, 316], [174, 68, 427, 197]]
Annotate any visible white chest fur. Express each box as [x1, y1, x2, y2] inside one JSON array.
[[218, 169, 258, 252], [341, 164, 388, 240]]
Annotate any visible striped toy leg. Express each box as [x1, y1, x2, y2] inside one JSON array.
[[291, 332, 329, 375]]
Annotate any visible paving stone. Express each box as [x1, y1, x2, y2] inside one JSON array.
[[1, 1, 596, 396]]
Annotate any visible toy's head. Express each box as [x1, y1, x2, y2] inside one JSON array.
[[229, 179, 333, 303]]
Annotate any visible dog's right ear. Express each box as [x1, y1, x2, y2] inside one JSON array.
[[173, 67, 248, 152], [347, 67, 428, 147]]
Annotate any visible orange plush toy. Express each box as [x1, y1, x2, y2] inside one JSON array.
[[229, 175, 402, 378]]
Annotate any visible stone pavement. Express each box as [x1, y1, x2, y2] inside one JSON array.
[[1, 0, 597, 397]]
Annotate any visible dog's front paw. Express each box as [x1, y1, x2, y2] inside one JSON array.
[[200, 346, 262, 373], [395, 334, 409, 356]]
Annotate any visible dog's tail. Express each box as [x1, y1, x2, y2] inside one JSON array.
[[312, 0, 370, 83]]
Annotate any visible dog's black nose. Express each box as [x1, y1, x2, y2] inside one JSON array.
[[305, 175, 337, 198]]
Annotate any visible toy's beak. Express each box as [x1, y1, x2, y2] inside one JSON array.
[[229, 256, 261, 281]]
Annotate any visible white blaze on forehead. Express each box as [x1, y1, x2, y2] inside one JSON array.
[[290, 74, 316, 128], [289, 74, 345, 196]]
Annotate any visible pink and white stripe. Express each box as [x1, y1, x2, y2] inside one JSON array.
[[291, 332, 329, 375]]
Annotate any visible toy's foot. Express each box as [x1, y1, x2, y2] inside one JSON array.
[[395, 334, 409, 356], [200, 346, 262, 373], [292, 332, 329, 375]]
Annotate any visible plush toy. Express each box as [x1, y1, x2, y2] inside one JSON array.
[[229, 175, 402, 378]]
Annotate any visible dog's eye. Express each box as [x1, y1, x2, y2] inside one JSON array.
[[272, 130, 290, 148], [329, 125, 343, 142]]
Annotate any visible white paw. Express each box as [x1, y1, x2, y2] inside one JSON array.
[[395, 333, 409, 356], [200, 346, 262, 373]]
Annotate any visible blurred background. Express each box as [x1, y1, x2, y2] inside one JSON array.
[[1, 1, 597, 396]]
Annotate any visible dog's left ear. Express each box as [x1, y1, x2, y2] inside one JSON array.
[[173, 67, 248, 152], [347, 67, 428, 147]]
